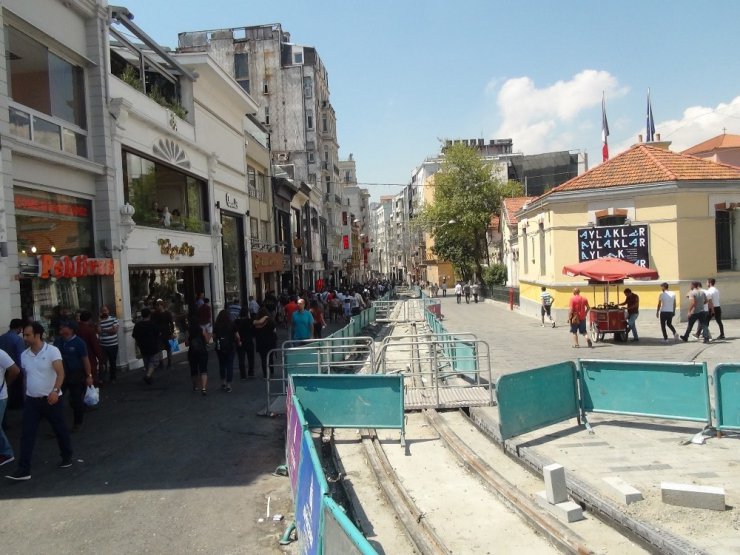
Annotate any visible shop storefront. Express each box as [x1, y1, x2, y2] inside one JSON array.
[[252, 251, 283, 300], [220, 210, 247, 305], [15, 187, 112, 340]]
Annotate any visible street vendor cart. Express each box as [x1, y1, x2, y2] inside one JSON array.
[[562, 257, 659, 343]]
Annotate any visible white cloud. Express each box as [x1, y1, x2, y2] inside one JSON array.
[[611, 96, 740, 155], [488, 70, 627, 154]]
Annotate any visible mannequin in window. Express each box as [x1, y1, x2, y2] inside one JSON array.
[[162, 206, 171, 227]]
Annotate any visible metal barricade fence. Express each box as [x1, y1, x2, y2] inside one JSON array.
[[264, 336, 375, 415], [375, 333, 494, 409]]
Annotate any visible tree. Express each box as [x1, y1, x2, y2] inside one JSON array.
[[417, 143, 522, 280]]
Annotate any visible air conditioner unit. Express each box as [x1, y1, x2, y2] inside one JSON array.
[[276, 153, 289, 162]]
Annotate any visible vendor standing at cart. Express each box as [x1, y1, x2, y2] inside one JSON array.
[[568, 288, 591, 348], [618, 288, 640, 342]]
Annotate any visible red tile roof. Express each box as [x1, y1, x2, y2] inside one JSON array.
[[682, 133, 740, 155], [537, 144, 740, 201], [502, 197, 535, 226]]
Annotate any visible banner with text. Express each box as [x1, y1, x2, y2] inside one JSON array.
[[577, 224, 649, 266]]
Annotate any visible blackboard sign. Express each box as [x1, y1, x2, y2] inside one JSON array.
[[577, 224, 649, 267]]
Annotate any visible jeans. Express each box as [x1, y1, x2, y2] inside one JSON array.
[[102, 345, 119, 380], [62, 381, 86, 426], [683, 311, 709, 340], [626, 312, 639, 339], [237, 339, 255, 378], [18, 396, 72, 473], [0, 398, 12, 458], [456, 293, 461, 304], [708, 307, 725, 337], [659, 311, 677, 339], [217, 350, 235, 383]]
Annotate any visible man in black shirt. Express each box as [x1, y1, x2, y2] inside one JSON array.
[[132, 308, 162, 384], [153, 300, 175, 369]]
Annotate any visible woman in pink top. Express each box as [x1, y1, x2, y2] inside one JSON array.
[[568, 287, 591, 348]]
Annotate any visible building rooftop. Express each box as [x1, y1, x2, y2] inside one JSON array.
[[537, 144, 740, 200], [681, 133, 740, 156], [502, 197, 535, 226]]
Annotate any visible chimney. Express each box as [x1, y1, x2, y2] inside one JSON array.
[[638, 134, 643, 143], [655, 133, 661, 141]]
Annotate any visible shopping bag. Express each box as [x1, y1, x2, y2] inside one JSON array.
[[84, 385, 100, 407], [168, 338, 180, 352]]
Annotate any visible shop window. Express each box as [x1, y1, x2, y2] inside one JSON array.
[[5, 25, 87, 157], [597, 215, 627, 226], [222, 214, 245, 303], [716, 210, 733, 271], [250, 217, 260, 240], [123, 150, 209, 233]]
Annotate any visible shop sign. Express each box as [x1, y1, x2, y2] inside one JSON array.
[[252, 251, 284, 274], [577, 224, 649, 267], [37, 255, 114, 279], [158, 238, 195, 258], [225, 193, 239, 210]]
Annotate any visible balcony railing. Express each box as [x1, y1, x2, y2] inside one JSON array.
[[9, 104, 87, 158], [248, 187, 265, 201]]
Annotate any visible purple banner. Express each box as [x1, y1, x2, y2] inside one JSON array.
[[286, 392, 302, 498], [296, 432, 323, 555]]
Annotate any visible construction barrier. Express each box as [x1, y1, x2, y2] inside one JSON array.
[[497, 361, 580, 441], [579, 359, 710, 423], [713, 363, 740, 432]]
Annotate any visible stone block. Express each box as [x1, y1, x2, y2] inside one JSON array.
[[543, 463, 568, 504], [661, 482, 726, 511], [536, 491, 584, 523], [602, 476, 644, 505]]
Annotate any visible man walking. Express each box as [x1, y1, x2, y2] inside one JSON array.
[[463, 282, 471, 304], [568, 287, 591, 348], [471, 282, 480, 304], [98, 305, 119, 383], [705, 278, 725, 339], [618, 288, 640, 342], [540, 286, 555, 328], [54, 320, 93, 432], [5, 322, 73, 481], [681, 281, 711, 343], [454, 281, 463, 304], [656, 283, 678, 341], [133, 308, 162, 384], [0, 348, 20, 467], [291, 299, 314, 343], [153, 300, 175, 369]]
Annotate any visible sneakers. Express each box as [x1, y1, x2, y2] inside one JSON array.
[[552, 322, 556, 328], [223, 385, 232, 393], [201, 389, 207, 396], [5, 469, 31, 481], [0, 455, 15, 467], [718, 335, 726, 340], [680, 335, 688, 342], [58, 458, 73, 469]]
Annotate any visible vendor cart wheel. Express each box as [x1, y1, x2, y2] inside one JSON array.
[[589, 322, 600, 343], [616, 331, 628, 342]]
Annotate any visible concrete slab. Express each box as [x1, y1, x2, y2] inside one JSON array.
[[661, 481, 726, 511], [536, 491, 584, 523], [543, 463, 568, 504], [602, 476, 644, 505]]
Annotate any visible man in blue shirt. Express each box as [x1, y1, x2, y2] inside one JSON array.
[[291, 299, 314, 342], [0, 319, 26, 415], [54, 320, 92, 432]]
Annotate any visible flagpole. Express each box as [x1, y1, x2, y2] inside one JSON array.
[[601, 91, 610, 162]]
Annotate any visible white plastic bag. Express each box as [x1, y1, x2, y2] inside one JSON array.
[[84, 385, 100, 407]]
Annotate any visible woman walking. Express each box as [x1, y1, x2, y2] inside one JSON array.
[[186, 312, 209, 395], [253, 307, 277, 378], [213, 310, 240, 392], [235, 308, 255, 379], [309, 300, 326, 339]]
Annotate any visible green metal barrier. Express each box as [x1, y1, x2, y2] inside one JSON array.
[[290, 374, 405, 432], [452, 339, 478, 375], [497, 362, 580, 441], [713, 364, 740, 432], [284, 348, 321, 375], [579, 359, 710, 423], [322, 497, 376, 554]]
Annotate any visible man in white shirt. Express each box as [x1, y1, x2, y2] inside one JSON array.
[[656, 282, 678, 341], [0, 348, 20, 467], [5, 322, 73, 481], [705, 278, 725, 340]]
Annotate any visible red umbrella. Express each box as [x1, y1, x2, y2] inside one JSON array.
[[562, 257, 659, 283]]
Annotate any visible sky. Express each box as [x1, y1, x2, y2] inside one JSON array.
[[116, 0, 740, 201]]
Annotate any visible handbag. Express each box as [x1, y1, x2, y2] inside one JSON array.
[[84, 385, 100, 406], [168, 338, 180, 352]]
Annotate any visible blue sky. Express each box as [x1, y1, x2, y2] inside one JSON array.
[[118, 0, 740, 200]]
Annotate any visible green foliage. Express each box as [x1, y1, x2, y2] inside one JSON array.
[[482, 264, 508, 289], [418, 143, 522, 278], [119, 64, 144, 92]]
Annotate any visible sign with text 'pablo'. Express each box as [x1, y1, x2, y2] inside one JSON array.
[[577, 224, 649, 267]]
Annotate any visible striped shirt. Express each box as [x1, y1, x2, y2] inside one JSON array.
[[540, 291, 553, 306], [99, 315, 119, 347]]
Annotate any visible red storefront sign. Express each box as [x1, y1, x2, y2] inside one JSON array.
[[37, 255, 114, 279]]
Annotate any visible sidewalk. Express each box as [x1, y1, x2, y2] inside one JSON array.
[[439, 296, 739, 554]]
